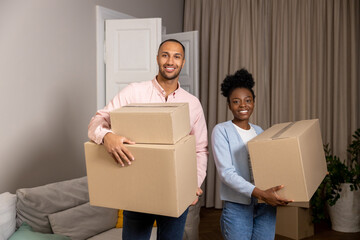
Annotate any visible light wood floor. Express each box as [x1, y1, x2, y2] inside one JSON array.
[[199, 207, 360, 240]]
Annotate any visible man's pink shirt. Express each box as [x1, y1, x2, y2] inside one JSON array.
[[88, 78, 208, 187]]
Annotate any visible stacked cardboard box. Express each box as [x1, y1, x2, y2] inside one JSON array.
[[248, 119, 327, 239], [276, 206, 314, 240], [84, 103, 198, 217], [109, 103, 191, 144]]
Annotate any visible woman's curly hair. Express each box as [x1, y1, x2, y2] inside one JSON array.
[[221, 68, 255, 103]]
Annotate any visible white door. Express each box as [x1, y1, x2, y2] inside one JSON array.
[[162, 31, 199, 98], [96, 6, 135, 109], [105, 18, 161, 103], [102, 14, 199, 104]]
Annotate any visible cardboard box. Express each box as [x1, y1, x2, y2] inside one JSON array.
[[276, 206, 314, 239], [248, 119, 327, 207], [110, 103, 191, 144], [84, 135, 197, 217]]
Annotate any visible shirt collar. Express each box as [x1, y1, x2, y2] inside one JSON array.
[[152, 76, 181, 97]]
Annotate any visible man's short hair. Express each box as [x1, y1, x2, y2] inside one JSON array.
[[158, 39, 185, 57]]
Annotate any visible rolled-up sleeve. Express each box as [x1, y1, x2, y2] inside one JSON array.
[[88, 86, 132, 144]]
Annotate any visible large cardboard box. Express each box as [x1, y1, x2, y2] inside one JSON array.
[[84, 135, 197, 217], [110, 103, 191, 144], [248, 119, 327, 207], [276, 206, 314, 239]]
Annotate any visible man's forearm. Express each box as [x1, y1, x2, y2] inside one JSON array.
[[88, 110, 112, 144]]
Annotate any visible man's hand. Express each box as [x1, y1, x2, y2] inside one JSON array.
[[252, 185, 293, 206], [103, 132, 135, 166], [191, 187, 203, 206]]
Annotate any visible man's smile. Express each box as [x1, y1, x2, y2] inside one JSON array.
[[164, 66, 175, 72]]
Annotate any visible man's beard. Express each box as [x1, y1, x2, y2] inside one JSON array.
[[159, 67, 182, 80]]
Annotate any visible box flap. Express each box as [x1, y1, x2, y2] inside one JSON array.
[[250, 119, 319, 141], [125, 103, 186, 107], [112, 103, 187, 113]]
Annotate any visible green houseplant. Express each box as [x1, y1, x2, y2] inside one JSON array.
[[310, 128, 360, 226]]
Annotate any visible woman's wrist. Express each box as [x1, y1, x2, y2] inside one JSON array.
[[251, 187, 265, 201]]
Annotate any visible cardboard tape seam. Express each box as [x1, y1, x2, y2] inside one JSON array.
[[271, 122, 296, 139]]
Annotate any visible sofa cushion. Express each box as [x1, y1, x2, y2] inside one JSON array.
[[8, 222, 70, 240], [48, 202, 117, 240], [87, 228, 122, 240], [16, 177, 89, 233], [0, 192, 17, 240]]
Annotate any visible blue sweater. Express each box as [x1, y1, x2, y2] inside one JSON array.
[[211, 120, 263, 205]]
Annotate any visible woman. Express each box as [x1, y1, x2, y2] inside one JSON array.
[[212, 69, 292, 240]]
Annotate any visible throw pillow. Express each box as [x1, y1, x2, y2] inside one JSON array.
[[116, 210, 124, 228], [0, 192, 17, 240], [16, 177, 89, 233], [8, 222, 70, 240], [48, 202, 117, 240]]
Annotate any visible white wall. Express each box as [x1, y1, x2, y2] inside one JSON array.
[[0, 0, 184, 193]]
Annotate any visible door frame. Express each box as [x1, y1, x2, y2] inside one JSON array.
[[96, 7, 198, 108], [96, 6, 134, 109], [162, 31, 199, 98]]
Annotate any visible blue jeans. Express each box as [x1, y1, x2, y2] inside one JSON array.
[[122, 209, 189, 240], [220, 199, 276, 240]]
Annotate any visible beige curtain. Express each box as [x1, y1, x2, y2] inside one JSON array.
[[184, 0, 360, 208]]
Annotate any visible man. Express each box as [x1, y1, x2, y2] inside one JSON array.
[[88, 39, 208, 240]]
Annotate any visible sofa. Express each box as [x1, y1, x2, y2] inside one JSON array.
[[0, 177, 156, 240]]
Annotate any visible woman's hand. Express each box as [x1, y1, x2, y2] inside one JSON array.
[[191, 187, 203, 206], [252, 185, 293, 206]]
